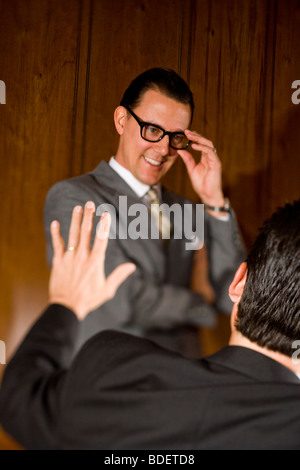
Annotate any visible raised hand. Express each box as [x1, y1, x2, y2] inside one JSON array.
[[177, 130, 225, 207], [49, 201, 136, 320]]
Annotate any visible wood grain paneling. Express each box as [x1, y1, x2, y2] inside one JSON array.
[[185, 0, 300, 246], [82, 0, 186, 173], [0, 0, 84, 448], [0, 0, 84, 351], [186, 0, 276, 244], [269, 0, 300, 213]]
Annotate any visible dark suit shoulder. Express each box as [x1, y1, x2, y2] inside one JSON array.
[[66, 330, 205, 391], [59, 336, 300, 449], [56, 335, 300, 449]]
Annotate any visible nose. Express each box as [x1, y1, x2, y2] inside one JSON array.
[[154, 135, 170, 156]]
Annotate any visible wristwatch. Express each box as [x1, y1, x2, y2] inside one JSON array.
[[204, 197, 231, 213]]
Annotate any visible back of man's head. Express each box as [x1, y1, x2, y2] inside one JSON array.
[[235, 199, 300, 357], [120, 67, 194, 121]]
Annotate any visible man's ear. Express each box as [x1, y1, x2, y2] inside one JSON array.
[[229, 262, 248, 304], [114, 106, 128, 136]]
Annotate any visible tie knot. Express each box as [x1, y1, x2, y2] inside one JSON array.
[[147, 188, 159, 204]]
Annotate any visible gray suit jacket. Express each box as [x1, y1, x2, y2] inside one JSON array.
[[43, 161, 246, 356]]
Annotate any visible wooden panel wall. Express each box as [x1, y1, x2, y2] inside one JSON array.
[[0, 0, 299, 449]]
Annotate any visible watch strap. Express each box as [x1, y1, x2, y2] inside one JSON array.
[[204, 197, 231, 213]]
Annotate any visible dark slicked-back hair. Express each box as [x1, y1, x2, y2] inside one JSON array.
[[120, 67, 194, 123], [236, 199, 300, 357]]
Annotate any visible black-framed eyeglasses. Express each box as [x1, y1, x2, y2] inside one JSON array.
[[123, 105, 191, 150]]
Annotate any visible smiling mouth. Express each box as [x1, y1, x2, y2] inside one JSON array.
[[143, 156, 165, 167]]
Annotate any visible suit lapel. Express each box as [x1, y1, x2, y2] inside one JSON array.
[[91, 161, 140, 201], [90, 162, 166, 280]]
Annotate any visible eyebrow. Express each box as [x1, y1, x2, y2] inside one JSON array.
[[143, 118, 185, 133], [126, 106, 186, 133]]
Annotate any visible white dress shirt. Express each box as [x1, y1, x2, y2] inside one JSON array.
[[109, 156, 228, 220], [109, 156, 162, 204]]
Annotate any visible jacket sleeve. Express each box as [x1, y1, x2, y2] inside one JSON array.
[[0, 311, 206, 450], [204, 209, 247, 313], [0, 305, 79, 450]]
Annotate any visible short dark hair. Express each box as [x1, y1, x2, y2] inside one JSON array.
[[120, 68, 194, 122], [235, 200, 300, 357]]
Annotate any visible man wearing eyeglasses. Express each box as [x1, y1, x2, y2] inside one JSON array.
[[44, 67, 246, 357]]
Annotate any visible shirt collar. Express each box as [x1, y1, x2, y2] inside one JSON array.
[[109, 156, 161, 199]]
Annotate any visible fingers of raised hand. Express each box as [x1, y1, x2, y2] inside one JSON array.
[[50, 220, 65, 260], [77, 201, 96, 252], [66, 205, 84, 252], [93, 211, 111, 259]]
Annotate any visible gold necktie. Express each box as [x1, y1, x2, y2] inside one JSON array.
[[147, 188, 172, 239]]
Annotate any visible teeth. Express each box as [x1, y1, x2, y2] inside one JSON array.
[[144, 156, 162, 166]]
